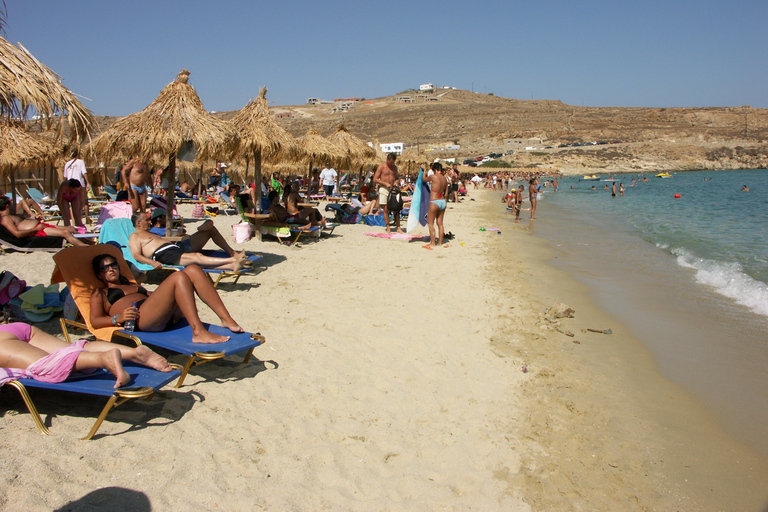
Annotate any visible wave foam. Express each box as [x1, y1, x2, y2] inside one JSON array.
[[670, 247, 768, 317]]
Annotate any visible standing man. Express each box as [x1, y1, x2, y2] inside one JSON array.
[[449, 164, 460, 203], [122, 159, 151, 213], [63, 149, 90, 224], [319, 163, 337, 198], [373, 153, 403, 234], [422, 163, 449, 249]]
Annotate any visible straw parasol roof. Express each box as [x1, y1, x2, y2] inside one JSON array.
[[297, 127, 345, 166], [232, 87, 300, 164], [0, 121, 58, 175], [231, 86, 300, 207], [93, 69, 238, 236], [0, 37, 93, 142], [326, 122, 376, 170], [92, 69, 239, 167]]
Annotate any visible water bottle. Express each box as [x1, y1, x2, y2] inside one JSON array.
[[123, 302, 137, 331]]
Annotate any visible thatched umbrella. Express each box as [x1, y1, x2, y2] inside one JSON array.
[[0, 37, 93, 142], [296, 127, 345, 196], [0, 36, 92, 207], [232, 87, 300, 210], [327, 123, 376, 169], [93, 70, 239, 236], [327, 123, 376, 190]]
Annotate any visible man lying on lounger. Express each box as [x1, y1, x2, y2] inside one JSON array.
[[128, 212, 245, 271], [148, 208, 237, 256], [0, 196, 89, 247]]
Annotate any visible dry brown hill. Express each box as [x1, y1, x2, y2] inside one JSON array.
[[95, 89, 768, 175]]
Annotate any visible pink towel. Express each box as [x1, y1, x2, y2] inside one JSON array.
[[0, 340, 87, 386]]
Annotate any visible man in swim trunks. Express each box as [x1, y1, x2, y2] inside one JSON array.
[[422, 163, 449, 250], [129, 212, 245, 271], [373, 153, 403, 234], [149, 208, 238, 256], [0, 196, 88, 246], [122, 159, 151, 213]]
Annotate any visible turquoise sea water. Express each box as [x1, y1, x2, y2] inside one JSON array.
[[511, 169, 768, 459], [549, 169, 768, 316]]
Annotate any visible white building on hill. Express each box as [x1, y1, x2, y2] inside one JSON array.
[[419, 83, 435, 91]]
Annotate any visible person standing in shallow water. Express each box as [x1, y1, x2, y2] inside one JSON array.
[[528, 177, 540, 220]]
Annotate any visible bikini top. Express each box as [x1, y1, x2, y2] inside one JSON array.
[[106, 285, 148, 307]]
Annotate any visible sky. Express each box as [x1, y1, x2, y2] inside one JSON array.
[[6, 0, 767, 116]]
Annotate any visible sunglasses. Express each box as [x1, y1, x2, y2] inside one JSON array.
[[99, 261, 119, 272]]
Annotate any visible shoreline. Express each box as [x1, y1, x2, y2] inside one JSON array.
[[1, 190, 767, 510], [486, 189, 768, 510]]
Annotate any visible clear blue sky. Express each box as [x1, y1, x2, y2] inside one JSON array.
[[6, 0, 767, 116]]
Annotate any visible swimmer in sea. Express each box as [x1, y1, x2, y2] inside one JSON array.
[[742, 185, 750, 191]]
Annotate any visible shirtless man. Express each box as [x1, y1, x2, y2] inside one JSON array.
[[129, 212, 245, 271], [0, 196, 88, 246], [373, 153, 402, 233], [422, 163, 449, 249], [149, 208, 238, 256], [449, 164, 460, 203], [122, 159, 151, 213]]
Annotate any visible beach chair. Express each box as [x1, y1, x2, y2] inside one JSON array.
[[5, 362, 181, 440], [0, 224, 67, 254], [98, 218, 259, 287], [50, 244, 266, 388]]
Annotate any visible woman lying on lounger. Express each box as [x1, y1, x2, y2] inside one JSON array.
[[90, 253, 244, 344], [0, 322, 172, 389]]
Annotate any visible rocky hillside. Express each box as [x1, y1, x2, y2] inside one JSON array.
[[97, 89, 768, 175]]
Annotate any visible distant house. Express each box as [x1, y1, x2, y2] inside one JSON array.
[[419, 83, 435, 91], [333, 97, 362, 103], [396, 96, 414, 103], [380, 142, 404, 154], [274, 112, 293, 120], [307, 98, 319, 105]]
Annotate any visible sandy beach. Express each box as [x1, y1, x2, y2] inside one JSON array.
[[1, 189, 767, 511]]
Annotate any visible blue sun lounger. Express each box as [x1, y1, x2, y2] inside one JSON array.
[[103, 320, 265, 388], [5, 363, 181, 440]]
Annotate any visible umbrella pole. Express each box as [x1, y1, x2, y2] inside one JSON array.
[[10, 168, 17, 215], [166, 155, 176, 238], [254, 149, 262, 213]]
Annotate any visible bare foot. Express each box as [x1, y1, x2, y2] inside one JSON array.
[[422, 244, 433, 250], [443, 243, 452, 248], [396, 229, 405, 234], [227, 251, 246, 272], [191, 328, 230, 344], [221, 319, 245, 333], [101, 349, 131, 388], [134, 345, 173, 372]]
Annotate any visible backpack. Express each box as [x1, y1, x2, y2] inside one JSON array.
[[387, 186, 403, 212], [0, 271, 26, 306]]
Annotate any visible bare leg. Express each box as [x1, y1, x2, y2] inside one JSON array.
[[137, 270, 231, 343], [178, 251, 244, 271], [383, 204, 391, 233], [43, 227, 88, 246], [394, 212, 404, 234], [423, 203, 438, 250], [71, 196, 84, 227], [436, 209, 446, 246], [59, 198, 72, 227], [180, 265, 244, 334], [190, 220, 235, 255]]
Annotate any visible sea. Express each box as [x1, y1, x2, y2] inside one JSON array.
[[512, 169, 768, 460]]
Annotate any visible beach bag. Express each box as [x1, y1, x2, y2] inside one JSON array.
[[0, 271, 26, 306], [387, 186, 403, 212], [362, 214, 386, 227], [192, 203, 205, 218], [232, 222, 252, 243]]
